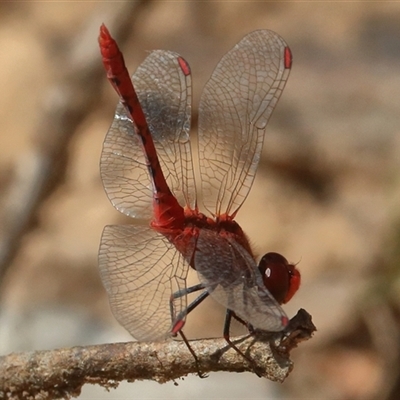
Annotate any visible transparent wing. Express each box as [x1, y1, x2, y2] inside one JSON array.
[[99, 225, 192, 341], [101, 50, 195, 220], [194, 229, 287, 332], [198, 30, 291, 217]]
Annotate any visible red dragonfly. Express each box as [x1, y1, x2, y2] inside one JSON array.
[[98, 25, 300, 355]]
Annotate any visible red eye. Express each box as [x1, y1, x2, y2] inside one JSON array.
[[258, 252, 301, 304]]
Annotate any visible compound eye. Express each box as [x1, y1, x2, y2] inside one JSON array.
[[258, 252, 300, 304]]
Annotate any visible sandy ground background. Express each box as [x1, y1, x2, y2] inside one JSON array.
[[1, 2, 400, 399]]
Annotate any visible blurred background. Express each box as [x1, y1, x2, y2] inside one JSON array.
[[1, 1, 400, 399]]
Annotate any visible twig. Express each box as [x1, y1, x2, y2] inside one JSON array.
[[0, 309, 315, 400]]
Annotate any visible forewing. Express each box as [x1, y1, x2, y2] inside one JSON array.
[[194, 229, 287, 331], [198, 30, 291, 217], [101, 50, 195, 220], [99, 225, 192, 341]]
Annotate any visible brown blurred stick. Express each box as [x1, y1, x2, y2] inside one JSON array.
[[0, 309, 315, 399], [0, 0, 148, 285]]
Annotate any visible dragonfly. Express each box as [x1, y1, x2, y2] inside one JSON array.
[[98, 24, 300, 366]]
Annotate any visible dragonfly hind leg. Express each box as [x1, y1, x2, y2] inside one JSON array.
[[170, 283, 210, 334], [170, 283, 210, 378]]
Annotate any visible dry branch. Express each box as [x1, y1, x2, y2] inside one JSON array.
[[0, 309, 315, 400]]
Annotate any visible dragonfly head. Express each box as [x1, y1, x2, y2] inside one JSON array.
[[258, 252, 301, 305]]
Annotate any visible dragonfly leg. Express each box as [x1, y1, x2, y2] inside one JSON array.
[[170, 283, 208, 334], [223, 309, 262, 377], [178, 329, 208, 379], [230, 312, 256, 334], [170, 283, 210, 378]]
